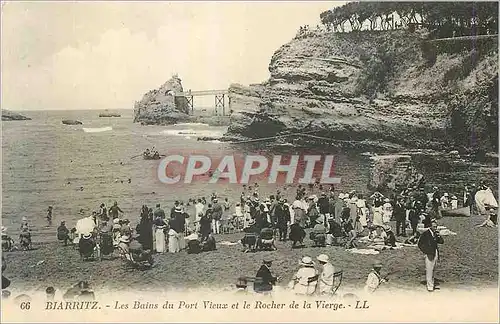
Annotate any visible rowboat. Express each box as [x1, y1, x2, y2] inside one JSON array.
[[441, 206, 471, 217], [143, 153, 161, 160]]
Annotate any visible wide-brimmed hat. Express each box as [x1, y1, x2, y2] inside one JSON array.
[[317, 254, 329, 263], [373, 261, 382, 268], [451, 195, 457, 199], [82, 233, 92, 240], [113, 218, 120, 224], [338, 193, 345, 199], [444, 193, 449, 197], [174, 206, 182, 212], [384, 198, 390, 202], [300, 256, 314, 266], [119, 235, 130, 243], [263, 258, 273, 264], [22, 216, 28, 222]]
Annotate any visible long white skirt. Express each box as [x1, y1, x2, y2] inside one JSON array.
[[168, 230, 179, 253], [372, 207, 384, 227], [155, 228, 166, 253]]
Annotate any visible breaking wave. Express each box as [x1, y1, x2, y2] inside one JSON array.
[[82, 126, 113, 133]]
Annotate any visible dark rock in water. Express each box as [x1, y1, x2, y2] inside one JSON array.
[[2, 110, 31, 121], [133, 74, 191, 125], [99, 113, 121, 117], [62, 119, 83, 125]]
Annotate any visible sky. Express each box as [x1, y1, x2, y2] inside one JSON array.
[[1, 1, 345, 111]]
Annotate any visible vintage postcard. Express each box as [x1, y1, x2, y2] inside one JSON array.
[[1, 1, 498, 322]]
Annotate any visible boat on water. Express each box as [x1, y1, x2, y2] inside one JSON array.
[[143, 152, 161, 160], [441, 206, 471, 217]]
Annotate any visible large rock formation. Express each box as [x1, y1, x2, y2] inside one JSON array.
[[133, 75, 190, 125], [224, 30, 498, 153], [2, 110, 31, 121]]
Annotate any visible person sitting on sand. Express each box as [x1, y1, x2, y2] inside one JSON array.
[[404, 231, 421, 245], [57, 221, 70, 246], [241, 220, 259, 252], [257, 227, 276, 251], [364, 261, 387, 294], [289, 219, 306, 248], [2, 226, 14, 252], [384, 226, 396, 247], [310, 221, 327, 247], [186, 232, 202, 254], [202, 233, 216, 252]]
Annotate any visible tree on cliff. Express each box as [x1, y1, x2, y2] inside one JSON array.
[[319, 2, 498, 37]]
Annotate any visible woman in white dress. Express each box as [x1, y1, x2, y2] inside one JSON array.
[[289, 256, 318, 295], [372, 205, 384, 227], [154, 217, 167, 253], [356, 195, 368, 227], [168, 229, 179, 253], [382, 198, 393, 224]]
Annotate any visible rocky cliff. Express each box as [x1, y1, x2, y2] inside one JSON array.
[[133, 75, 190, 125], [1, 110, 31, 121], [224, 30, 498, 153]]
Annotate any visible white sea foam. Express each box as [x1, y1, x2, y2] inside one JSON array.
[[159, 128, 224, 139], [82, 126, 113, 133]]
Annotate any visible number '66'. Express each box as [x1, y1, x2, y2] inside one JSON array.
[[20, 302, 31, 310]]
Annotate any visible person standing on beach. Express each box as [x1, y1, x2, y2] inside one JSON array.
[[46, 206, 53, 226], [418, 219, 444, 292], [108, 201, 123, 220], [153, 204, 165, 220], [212, 198, 223, 234]]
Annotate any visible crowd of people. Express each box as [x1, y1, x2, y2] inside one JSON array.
[[1, 178, 497, 299]]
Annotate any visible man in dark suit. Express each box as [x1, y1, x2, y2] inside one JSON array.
[[254, 259, 278, 293], [393, 197, 407, 236], [418, 219, 444, 292]]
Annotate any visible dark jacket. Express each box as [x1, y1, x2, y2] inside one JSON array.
[[393, 203, 406, 220], [275, 204, 290, 226], [254, 264, 276, 292], [418, 229, 444, 258], [317, 197, 329, 214]]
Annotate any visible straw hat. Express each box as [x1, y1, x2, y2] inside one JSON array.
[[444, 193, 449, 197], [263, 258, 273, 264], [451, 195, 457, 199], [174, 206, 182, 212], [384, 198, 390, 203], [82, 233, 92, 240], [22, 216, 28, 222], [317, 254, 329, 263], [373, 261, 382, 269], [338, 193, 345, 199], [113, 218, 120, 224], [300, 256, 314, 266]]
